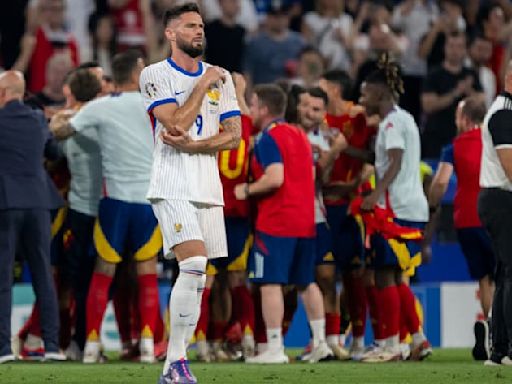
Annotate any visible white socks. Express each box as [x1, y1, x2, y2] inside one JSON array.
[[310, 319, 326, 348], [412, 331, 426, 346], [266, 328, 283, 351], [163, 256, 207, 373]]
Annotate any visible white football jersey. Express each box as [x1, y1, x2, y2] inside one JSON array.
[[140, 58, 240, 206], [374, 106, 428, 222]]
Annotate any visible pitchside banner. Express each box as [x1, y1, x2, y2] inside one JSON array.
[[10, 282, 481, 349]]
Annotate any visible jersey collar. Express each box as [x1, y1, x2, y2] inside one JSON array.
[[263, 118, 285, 131], [167, 57, 203, 77]]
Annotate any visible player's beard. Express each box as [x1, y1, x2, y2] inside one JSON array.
[[177, 37, 204, 59]]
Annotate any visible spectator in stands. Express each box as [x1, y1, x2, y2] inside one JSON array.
[[201, 0, 258, 34], [25, 52, 74, 119], [244, 3, 305, 85], [108, 0, 145, 52], [205, 0, 246, 73], [0, 1, 29, 70], [88, 13, 117, 76], [14, 0, 79, 93], [419, 0, 465, 71], [478, 3, 512, 93], [391, 0, 438, 123], [421, 31, 483, 159], [0, 71, 65, 364], [289, 47, 325, 88], [467, 32, 496, 107], [301, 0, 353, 71]]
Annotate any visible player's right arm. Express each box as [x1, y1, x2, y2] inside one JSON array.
[[141, 66, 226, 134]]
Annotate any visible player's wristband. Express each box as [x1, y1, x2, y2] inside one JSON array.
[[245, 183, 250, 198]]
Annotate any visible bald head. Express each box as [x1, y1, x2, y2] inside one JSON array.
[[0, 71, 25, 107]]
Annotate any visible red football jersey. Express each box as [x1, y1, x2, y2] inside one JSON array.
[[219, 114, 252, 218], [452, 128, 483, 228], [28, 27, 79, 93], [112, 0, 145, 50], [251, 122, 315, 237], [324, 110, 376, 205]]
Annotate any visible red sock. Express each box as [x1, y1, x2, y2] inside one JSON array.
[[253, 288, 266, 343], [86, 272, 113, 341], [379, 286, 400, 339], [325, 313, 341, 337], [366, 286, 382, 340], [113, 287, 132, 345], [397, 283, 420, 335], [231, 285, 255, 336], [138, 274, 159, 340], [344, 274, 368, 338], [211, 321, 228, 341], [154, 307, 165, 343], [19, 303, 42, 340], [195, 287, 211, 342]]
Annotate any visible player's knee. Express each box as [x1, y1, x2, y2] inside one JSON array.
[[136, 257, 157, 275], [94, 257, 116, 276]]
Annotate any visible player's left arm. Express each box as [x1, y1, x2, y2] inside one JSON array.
[[161, 73, 242, 153], [361, 148, 403, 210], [49, 110, 77, 140]]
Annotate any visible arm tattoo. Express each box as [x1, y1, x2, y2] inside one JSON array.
[[221, 116, 241, 149]]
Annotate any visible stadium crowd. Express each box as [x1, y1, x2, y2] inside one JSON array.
[[0, 0, 511, 378]]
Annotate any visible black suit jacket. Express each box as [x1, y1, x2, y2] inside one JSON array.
[[0, 100, 63, 210]]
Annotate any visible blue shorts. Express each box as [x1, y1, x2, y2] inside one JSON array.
[[371, 219, 425, 275], [248, 231, 315, 286], [326, 204, 365, 271], [457, 227, 496, 280], [94, 198, 162, 264], [315, 222, 335, 266], [208, 217, 252, 275]]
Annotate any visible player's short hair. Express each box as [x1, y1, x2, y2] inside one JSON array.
[[111, 49, 143, 85], [77, 61, 100, 70], [67, 68, 102, 102], [285, 84, 307, 124], [307, 87, 328, 108], [461, 96, 487, 125], [365, 52, 404, 100], [163, 2, 201, 26], [253, 84, 287, 117], [322, 69, 352, 99]]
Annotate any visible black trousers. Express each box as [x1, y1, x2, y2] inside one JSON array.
[[61, 208, 96, 350], [0, 209, 59, 356], [479, 188, 512, 357]]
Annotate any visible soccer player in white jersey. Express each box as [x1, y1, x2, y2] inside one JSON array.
[[50, 50, 162, 364], [139, 3, 241, 383], [358, 55, 431, 362]]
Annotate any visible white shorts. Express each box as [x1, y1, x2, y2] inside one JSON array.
[[151, 199, 227, 260]]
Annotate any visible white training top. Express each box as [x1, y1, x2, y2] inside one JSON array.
[[374, 106, 428, 222], [61, 125, 102, 216], [70, 92, 154, 204], [308, 129, 330, 224], [140, 58, 240, 206]]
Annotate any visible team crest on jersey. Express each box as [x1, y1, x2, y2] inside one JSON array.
[[174, 223, 183, 233], [145, 82, 157, 98], [207, 88, 220, 107]]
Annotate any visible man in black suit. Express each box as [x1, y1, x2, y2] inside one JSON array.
[[0, 71, 65, 363]]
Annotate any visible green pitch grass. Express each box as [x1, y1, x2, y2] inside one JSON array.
[[1, 349, 511, 384]]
